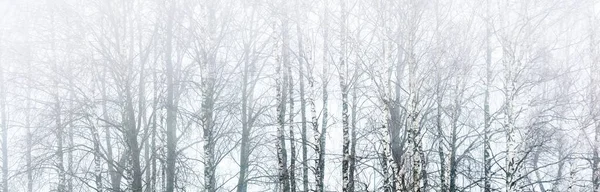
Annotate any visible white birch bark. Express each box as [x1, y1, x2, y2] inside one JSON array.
[[339, 0, 351, 191], [274, 10, 291, 191], [314, 2, 329, 191]]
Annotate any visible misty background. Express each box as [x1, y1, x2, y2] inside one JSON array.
[[0, 0, 598, 191]]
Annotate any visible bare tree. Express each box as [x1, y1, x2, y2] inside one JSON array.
[[0, 31, 8, 192]]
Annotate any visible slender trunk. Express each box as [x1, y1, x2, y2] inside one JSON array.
[[0, 51, 8, 192], [67, 83, 76, 192], [532, 149, 546, 191], [484, 1, 493, 191], [151, 70, 159, 192], [203, 3, 217, 191], [593, 64, 600, 190], [294, 1, 310, 189], [51, 17, 66, 190], [86, 76, 102, 192], [504, 43, 518, 192], [56, 96, 65, 192], [568, 161, 576, 192], [145, 132, 150, 192], [101, 67, 122, 192], [92, 126, 102, 192], [317, 42, 327, 192], [103, 102, 115, 192], [26, 77, 33, 192], [339, 0, 351, 191], [504, 29, 518, 192], [382, 100, 399, 191], [435, 51, 446, 192], [132, 21, 150, 191], [349, 83, 357, 192], [298, 36, 309, 192], [501, 2, 519, 191], [408, 52, 421, 192], [144, 126, 150, 192], [288, 64, 297, 192], [237, 41, 252, 192], [126, 84, 143, 192], [421, 151, 428, 191], [317, 2, 329, 191], [276, 9, 291, 192], [48, 11, 66, 191], [68, 106, 74, 192], [437, 90, 446, 192], [449, 91, 460, 192], [433, 1, 447, 190], [380, 150, 391, 192], [276, 62, 290, 192], [551, 150, 564, 191], [202, 50, 216, 192], [151, 122, 157, 192], [161, 160, 166, 190], [15, 34, 33, 191], [306, 26, 321, 192], [590, 11, 600, 192], [407, 15, 421, 192], [309, 65, 320, 192], [165, 1, 177, 191]]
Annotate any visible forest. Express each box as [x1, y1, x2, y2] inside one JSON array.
[[0, 0, 598, 191]]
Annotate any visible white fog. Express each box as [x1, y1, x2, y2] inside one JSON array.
[[0, 0, 598, 191]]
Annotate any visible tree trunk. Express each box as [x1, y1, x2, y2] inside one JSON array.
[[380, 12, 403, 189], [0, 51, 8, 192], [382, 100, 400, 191], [484, 0, 493, 190], [568, 161, 576, 192], [590, 10, 600, 192], [101, 67, 123, 192], [236, 39, 252, 192], [203, 3, 217, 192], [406, 12, 422, 191], [150, 69, 159, 192], [276, 8, 291, 191], [308, 63, 320, 192], [26, 76, 33, 192], [276, 62, 290, 192], [435, 42, 447, 192], [503, 22, 518, 192], [92, 121, 102, 192], [449, 91, 460, 192], [288, 59, 297, 192], [202, 47, 217, 192], [68, 105, 74, 192], [56, 96, 65, 192], [294, 4, 310, 190], [48, 13, 66, 191], [501, 2, 520, 191], [315, 2, 329, 191], [125, 85, 143, 192], [165, 1, 177, 191], [339, 0, 351, 191], [504, 41, 518, 192], [306, 26, 321, 192], [349, 83, 357, 192], [551, 149, 564, 191]]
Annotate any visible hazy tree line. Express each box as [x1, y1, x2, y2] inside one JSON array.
[[0, 0, 598, 191]]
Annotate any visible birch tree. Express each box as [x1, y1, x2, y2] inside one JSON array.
[[164, 0, 177, 191], [0, 0, 596, 191], [339, 0, 351, 191]]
